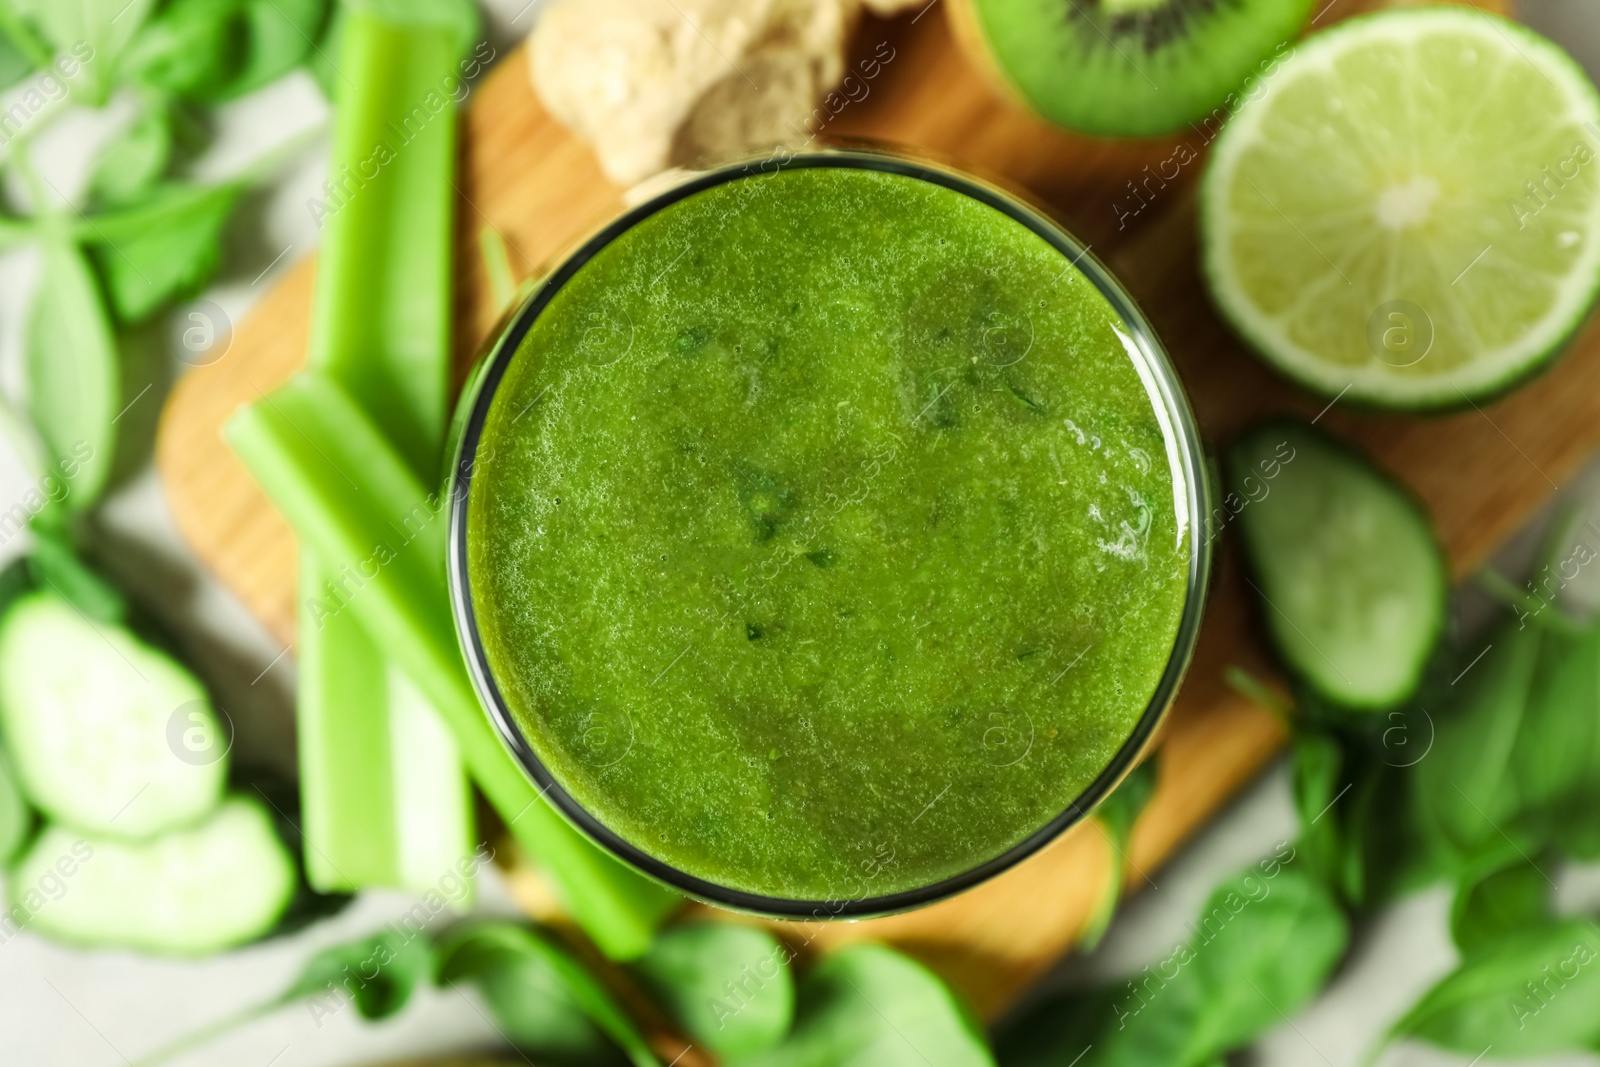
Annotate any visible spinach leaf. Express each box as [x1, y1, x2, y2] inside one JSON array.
[[999, 983, 1202, 1067], [12, 0, 155, 104], [1514, 624, 1596, 812], [90, 97, 173, 207], [1291, 731, 1349, 894], [123, 0, 326, 100], [1450, 856, 1552, 958], [1403, 609, 1600, 878], [304, 0, 342, 100], [1413, 619, 1544, 869], [229, 0, 327, 96], [1340, 758, 1452, 907], [727, 943, 993, 1067], [453, 948, 623, 1065], [634, 922, 794, 1057], [1517, 621, 1600, 858], [282, 928, 434, 1019], [120, 0, 246, 100], [83, 181, 241, 322], [1390, 918, 1600, 1057], [27, 236, 117, 509], [1081, 759, 1158, 950], [998, 849, 1346, 1067], [434, 920, 657, 1067], [1179, 853, 1347, 1061]]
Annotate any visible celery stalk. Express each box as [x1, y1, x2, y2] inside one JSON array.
[[294, 0, 475, 894], [308, 3, 463, 473], [296, 581, 397, 889], [228, 372, 682, 959]]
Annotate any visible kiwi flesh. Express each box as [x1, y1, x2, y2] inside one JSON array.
[[954, 0, 1317, 137]]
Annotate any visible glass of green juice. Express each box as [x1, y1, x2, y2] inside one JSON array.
[[447, 146, 1210, 918]]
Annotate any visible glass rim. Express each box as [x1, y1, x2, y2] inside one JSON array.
[[447, 145, 1213, 920]]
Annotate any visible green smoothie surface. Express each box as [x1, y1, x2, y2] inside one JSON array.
[[466, 165, 1192, 901]]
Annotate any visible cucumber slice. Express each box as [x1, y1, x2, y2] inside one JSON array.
[[0, 591, 226, 838], [8, 796, 296, 954], [1227, 421, 1447, 709]]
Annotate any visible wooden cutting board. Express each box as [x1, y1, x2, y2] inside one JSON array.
[[155, 0, 1562, 1028]]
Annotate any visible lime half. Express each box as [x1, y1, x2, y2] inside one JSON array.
[[1201, 8, 1600, 409]]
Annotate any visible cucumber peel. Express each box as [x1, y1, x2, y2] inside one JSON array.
[[1228, 421, 1447, 710]]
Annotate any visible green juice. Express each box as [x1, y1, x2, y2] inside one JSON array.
[[465, 164, 1194, 902]]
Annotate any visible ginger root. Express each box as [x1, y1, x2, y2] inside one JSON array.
[[529, 0, 893, 186]]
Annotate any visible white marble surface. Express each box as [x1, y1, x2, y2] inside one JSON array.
[[1, 2, 1597, 1064]]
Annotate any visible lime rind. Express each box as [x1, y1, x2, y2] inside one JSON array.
[[1201, 7, 1600, 410]]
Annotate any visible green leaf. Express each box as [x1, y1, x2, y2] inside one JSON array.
[[228, 0, 327, 96], [83, 182, 242, 322], [13, 0, 156, 104], [120, 0, 247, 100], [444, 943, 620, 1064], [1096, 760, 1157, 847], [1081, 759, 1158, 950], [998, 984, 1202, 1067], [1340, 758, 1449, 907], [1179, 854, 1348, 1062], [282, 928, 434, 1020], [304, 0, 342, 100], [1405, 610, 1600, 875], [27, 236, 117, 509], [1450, 857, 1552, 958], [1290, 731, 1346, 890], [1514, 624, 1598, 809], [997, 849, 1347, 1067], [434, 921, 657, 1067], [123, 0, 329, 101], [728, 943, 993, 1067], [634, 923, 794, 1057], [1414, 619, 1545, 866], [90, 97, 174, 207], [1391, 918, 1600, 1057], [1515, 621, 1600, 857]]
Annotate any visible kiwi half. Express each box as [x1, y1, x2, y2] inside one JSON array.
[[951, 0, 1318, 137]]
